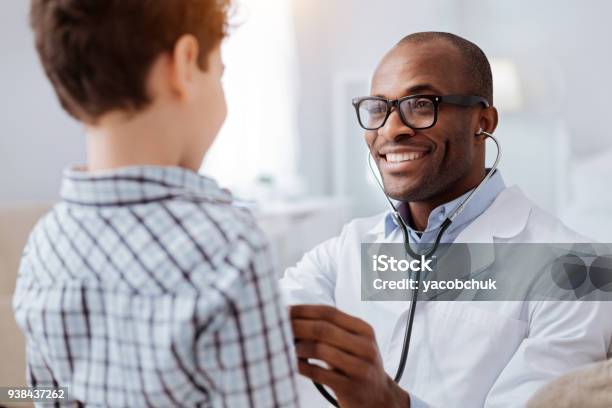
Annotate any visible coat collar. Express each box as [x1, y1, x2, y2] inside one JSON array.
[[456, 185, 532, 243], [363, 186, 533, 304], [367, 185, 532, 243], [442, 186, 533, 286]]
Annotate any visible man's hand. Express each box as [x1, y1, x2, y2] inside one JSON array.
[[290, 305, 410, 408]]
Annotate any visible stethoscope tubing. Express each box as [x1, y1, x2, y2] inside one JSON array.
[[313, 132, 501, 406]]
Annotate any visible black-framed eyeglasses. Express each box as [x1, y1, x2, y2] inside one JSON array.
[[351, 94, 490, 130]]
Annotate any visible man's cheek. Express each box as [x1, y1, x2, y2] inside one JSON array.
[[364, 131, 377, 148]]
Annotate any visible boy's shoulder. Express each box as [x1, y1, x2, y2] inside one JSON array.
[[131, 197, 272, 293], [21, 196, 270, 294], [159, 197, 268, 257]]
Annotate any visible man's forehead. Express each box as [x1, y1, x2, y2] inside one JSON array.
[[370, 41, 463, 97]]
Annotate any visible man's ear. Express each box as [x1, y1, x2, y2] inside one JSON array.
[[168, 34, 201, 100], [481, 106, 499, 134], [475, 106, 499, 140]]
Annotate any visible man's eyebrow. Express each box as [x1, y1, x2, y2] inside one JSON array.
[[406, 84, 442, 94], [371, 83, 443, 98]]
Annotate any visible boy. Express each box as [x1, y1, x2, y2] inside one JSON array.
[[12, 1, 299, 406]]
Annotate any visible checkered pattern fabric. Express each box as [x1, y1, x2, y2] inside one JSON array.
[[13, 166, 300, 407]]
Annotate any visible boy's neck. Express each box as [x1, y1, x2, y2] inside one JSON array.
[[85, 108, 194, 173]]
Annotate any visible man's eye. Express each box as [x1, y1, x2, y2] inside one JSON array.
[[413, 99, 433, 109], [365, 103, 386, 115]]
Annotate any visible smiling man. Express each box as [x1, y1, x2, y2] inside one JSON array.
[[280, 32, 612, 407]]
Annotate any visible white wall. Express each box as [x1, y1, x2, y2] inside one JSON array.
[[290, 0, 612, 239], [291, 0, 612, 166], [0, 1, 85, 203], [3, 1, 612, 240], [291, 0, 462, 195]]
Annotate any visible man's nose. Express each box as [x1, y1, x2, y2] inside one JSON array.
[[377, 108, 416, 142]]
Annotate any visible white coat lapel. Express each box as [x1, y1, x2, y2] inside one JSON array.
[[455, 186, 533, 280], [364, 187, 532, 307]]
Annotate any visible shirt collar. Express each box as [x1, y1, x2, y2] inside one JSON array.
[[61, 165, 232, 207], [382, 170, 506, 237]]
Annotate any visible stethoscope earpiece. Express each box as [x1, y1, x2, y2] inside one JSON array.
[[476, 129, 492, 137]]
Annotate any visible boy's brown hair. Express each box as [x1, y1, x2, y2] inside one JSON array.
[[30, 0, 230, 123]]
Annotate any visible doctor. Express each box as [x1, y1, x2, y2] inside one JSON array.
[[281, 32, 612, 407]]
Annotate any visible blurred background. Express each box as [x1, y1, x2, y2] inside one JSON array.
[[3, 0, 612, 271], [2, 0, 612, 404]]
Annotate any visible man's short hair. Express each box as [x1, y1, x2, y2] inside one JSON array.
[[30, 0, 231, 123], [397, 32, 493, 105]]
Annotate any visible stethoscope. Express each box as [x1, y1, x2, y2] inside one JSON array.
[[313, 130, 502, 407]]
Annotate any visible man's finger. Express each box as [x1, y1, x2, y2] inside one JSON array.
[[290, 304, 375, 337], [296, 340, 370, 378], [291, 319, 379, 362], [297, 360, 350, 392]]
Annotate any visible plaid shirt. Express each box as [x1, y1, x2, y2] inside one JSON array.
[[13, 166, 300, 408]]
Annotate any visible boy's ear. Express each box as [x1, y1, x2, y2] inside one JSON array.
[[168, 34, 201, 100]]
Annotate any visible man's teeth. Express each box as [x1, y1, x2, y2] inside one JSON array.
[[385, 152, 426, 163]]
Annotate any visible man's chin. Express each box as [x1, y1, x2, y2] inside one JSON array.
[[383, 185, 430, 203], [381, 174, 431, 202]]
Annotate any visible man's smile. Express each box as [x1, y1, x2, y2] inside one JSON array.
[[386, 151, 427, 162], [377, 145, 432, 172]]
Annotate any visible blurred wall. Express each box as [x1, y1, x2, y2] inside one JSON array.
[[2, 1, 612, 240], [291, 0, 462, 195], [291, 0, 612, 189], [0, 1, 85, 202], [454, 0, 612, 156], [290, 0, 612, 239]]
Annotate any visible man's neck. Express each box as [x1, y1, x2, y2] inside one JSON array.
[[405, 170, 486, 231]]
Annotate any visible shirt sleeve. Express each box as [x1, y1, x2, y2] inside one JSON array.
[[195, 235, 300, 408], [279, 234, 340, 306]]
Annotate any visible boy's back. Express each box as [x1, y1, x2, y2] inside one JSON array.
[[15, 1, 301, 405], [13, 165, 299, 406]]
